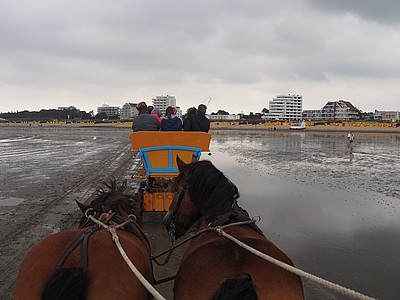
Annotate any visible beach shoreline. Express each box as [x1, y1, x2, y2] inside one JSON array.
[[1, 121, 399, 134]]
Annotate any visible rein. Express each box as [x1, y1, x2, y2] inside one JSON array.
[[88, 215, 166, 300], [215, 228, 377, 300], [151, 217, 259, 284], [156, 217, 377, 300]]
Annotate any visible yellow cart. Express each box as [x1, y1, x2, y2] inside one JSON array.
[[130, 132, 211, 212]]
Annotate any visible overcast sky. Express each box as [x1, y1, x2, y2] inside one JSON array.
[[1, 0, 400, 114]]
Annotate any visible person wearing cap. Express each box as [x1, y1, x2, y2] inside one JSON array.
[[183, 104, 210, 132], [132, 101, 160, 132]]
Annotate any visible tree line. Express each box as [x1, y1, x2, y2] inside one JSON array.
[[1, 108, 270, 122], [0, 109, 102, 121]]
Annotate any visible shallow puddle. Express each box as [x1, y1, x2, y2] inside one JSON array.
[[0, 197, 25, 206]]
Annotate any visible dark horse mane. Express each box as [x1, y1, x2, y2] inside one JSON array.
[[79, 177, 142, 227], [185, 160, 240, 222]]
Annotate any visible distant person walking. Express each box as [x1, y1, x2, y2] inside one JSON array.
[[347, 131, 354, 143], [183, 104, 210, 132], [347, 131, 355, 154], [132, 102, 160, 132], [161, 106, 182, 131]]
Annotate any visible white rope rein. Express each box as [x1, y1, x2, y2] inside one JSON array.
[[215, 227, 377, 300], [88, 215, 166, 300]]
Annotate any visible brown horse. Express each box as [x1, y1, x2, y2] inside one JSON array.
[[14, 178, 153, 300], [163, 156, 304, 300]]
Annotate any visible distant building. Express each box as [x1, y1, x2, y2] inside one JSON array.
[[265, 94, 303, 121], [208, 114, 241, 121], [302, 110, 323, 121], [120, 103, 138, 120], [58, 106, 78, 111], [373, 110, 382, 120], [321, 100, 359, 120], [97, 104, 120, 118], [381, 111, 400, 121], [175, 107, 182, 118], [152, 95, 176, 116], [303, 100, 360, 121]]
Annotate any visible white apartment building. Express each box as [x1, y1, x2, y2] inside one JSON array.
[[152, 95, 176, 116], [97, 104, 120, 118], [266, 94, 303, 121], [120, 103, 138, 120], [302, 110, 323, 121], [208, 114, 241, 121]]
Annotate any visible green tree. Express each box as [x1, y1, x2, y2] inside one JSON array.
[[94, 112, 108, 119]]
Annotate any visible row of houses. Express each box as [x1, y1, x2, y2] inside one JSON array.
[[97, 93, 398, 122], [264, 94, 399, 122], [97, 95, 182, 120]]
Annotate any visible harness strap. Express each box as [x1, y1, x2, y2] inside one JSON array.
[[210, 210, 264, 235], [112, 214, 152, 251], [56, 225, 101, 272]]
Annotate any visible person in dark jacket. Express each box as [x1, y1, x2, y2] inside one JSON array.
[[182, 106, 196, 129], [183, 104, 210, 132], [161, 106, 182, 131], [132, 102, 160, 132]]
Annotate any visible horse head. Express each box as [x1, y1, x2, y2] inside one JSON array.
[[163, 155, 240, 240], [163, 155, 200, 239], [77, 177, 142, 228]]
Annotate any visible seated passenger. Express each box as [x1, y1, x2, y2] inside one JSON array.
[[161, 106, 182, 131], [182, 106, 196, 129], [132, 101, 160, 132], [183, 104, 210, 132], [150, 107, 162, 125]]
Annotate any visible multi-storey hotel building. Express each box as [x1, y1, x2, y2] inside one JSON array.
[[266, 94, 303, 121], [152, 95, 176, 116]]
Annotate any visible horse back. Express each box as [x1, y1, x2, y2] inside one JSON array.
[[14, 228, 153, 300], [174, 226, 304, 300]]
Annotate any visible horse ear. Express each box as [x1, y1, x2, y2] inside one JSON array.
[[75, 200, 89, 214], [191, 155, 198, 164], [176, 155, 187, 171]]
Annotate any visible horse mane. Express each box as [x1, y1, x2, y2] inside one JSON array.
[[186, 160, 240, 221], [42, 267, 86, 300], [82, 178, 142, 225], [211, 273, 257, 300]]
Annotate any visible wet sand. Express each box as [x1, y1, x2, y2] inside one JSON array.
[[1, 124, 399, 299], [208, 130, 400, 300], [0, 125, 187, 299]]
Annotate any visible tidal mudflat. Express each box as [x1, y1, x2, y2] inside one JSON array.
[[1, 125, 398, 299]]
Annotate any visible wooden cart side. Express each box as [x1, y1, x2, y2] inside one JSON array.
[[130, 131, 211, 152]]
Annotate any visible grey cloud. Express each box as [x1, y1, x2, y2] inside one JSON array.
[[0, 0, 399, 113], [306, 0, 400, 24]]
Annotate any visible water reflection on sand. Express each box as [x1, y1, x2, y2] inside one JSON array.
[[206, 131, 400, 300]]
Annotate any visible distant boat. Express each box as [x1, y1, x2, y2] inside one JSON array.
[[290, 120, 306, 130]]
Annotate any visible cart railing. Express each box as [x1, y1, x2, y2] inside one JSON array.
[[130, 132, 211, 178]]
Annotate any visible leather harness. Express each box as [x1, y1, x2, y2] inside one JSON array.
[[56, 212, 150, 273]]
